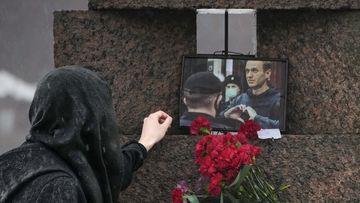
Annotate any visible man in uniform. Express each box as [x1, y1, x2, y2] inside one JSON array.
[[180, 71, 240, 130], [222, 75, 242, 111], [222, 60, 280, 129]]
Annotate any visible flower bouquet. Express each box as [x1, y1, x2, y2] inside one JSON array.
[[172, 116, 288, 203]]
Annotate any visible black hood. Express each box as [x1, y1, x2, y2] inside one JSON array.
[[25, 66, 123, 203]]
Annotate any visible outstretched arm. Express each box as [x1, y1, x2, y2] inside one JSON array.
[[117, 111, 172, 191]]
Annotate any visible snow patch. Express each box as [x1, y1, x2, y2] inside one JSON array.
[[0, 70, 36, 102]]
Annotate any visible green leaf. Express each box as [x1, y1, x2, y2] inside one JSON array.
[[199, 128, 210, 135], [279, 184, 291, 191], [184, 195, 200, 203], [229, 165, 252, 189], [220, 192, 224, 203], [223, 191, 240, 203]]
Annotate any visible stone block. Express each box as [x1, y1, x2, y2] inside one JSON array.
[[88, 0, 360, 10], [257, 10, 360, 134], [54, 10, 360, 135], [54, 10, 196, 135], [118, 134, 359, 202], [53, 9, 360, 203]]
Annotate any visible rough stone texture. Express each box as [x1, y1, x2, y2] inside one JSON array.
[[53, 9, 360, 202], [54, 10, 196, 135], [54, 10, 360, 135], [88, 0, 360, 10], [257, 10, 360, 134], [118, 134, 359, 202]]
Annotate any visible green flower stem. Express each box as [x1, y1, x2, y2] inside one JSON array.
[[230, 166, 281, 203], [229, 165, 252, 189], [223, 191, 239, 203], [184, 195, 200, 203]]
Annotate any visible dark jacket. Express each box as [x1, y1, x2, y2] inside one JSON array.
[[222, 88, 281, 129], [0, 142, 86, 202], [0, 66, 147, 203]]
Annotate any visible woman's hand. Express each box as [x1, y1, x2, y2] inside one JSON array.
[[138, 111, 172, 151]]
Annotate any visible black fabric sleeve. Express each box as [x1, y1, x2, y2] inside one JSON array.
[[118, 140, 148, 191]]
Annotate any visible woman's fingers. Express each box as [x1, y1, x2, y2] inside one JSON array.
[[139, 110, 172, 151], [149, 110, 171, 125], [160, 115, 173, 129], [149, 110, 168, 119]]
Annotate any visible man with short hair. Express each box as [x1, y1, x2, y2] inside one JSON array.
[[222, 60, 280, 129], [180, 71, 239, 130]]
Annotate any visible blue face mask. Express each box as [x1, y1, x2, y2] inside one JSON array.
[[225, 84, 240, 99], [225, 88, 238, 99]]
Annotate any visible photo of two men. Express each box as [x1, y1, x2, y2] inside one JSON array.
[[180, 56, 287, 131]]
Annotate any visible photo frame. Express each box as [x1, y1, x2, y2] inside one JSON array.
[[179, 55, 288, 132]]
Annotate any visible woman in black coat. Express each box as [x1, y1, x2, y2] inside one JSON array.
[[0, 66, 172, 203]]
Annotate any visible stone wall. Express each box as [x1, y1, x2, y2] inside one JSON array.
[[118, 134, 359, 202], [89, 0, 360, 10], [53, 5, 360, 203], [54, 10, 360, 135], [55, 10, 196, 135], [257, 10, 360, 134]]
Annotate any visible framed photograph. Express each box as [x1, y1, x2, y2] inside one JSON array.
[[179, 54, 288, 132]]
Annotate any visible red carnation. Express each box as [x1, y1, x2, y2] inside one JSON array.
[[195, 135, 213, 163], [190, 116, 211, 136], [238, 144, 261, 165], [193, 131, 263, 198], [208, 173, 223, 196], [206, 136, 224, 154], [235, 132, 248, 145], [173, 119, 267, 201], [238, 120, 261, 140], [251, 145, 262, 158], [171, 188, 183, 203], [224, 169, 238, 183]]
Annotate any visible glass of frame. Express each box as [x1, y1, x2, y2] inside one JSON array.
[[179, 55, 288, 132]]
